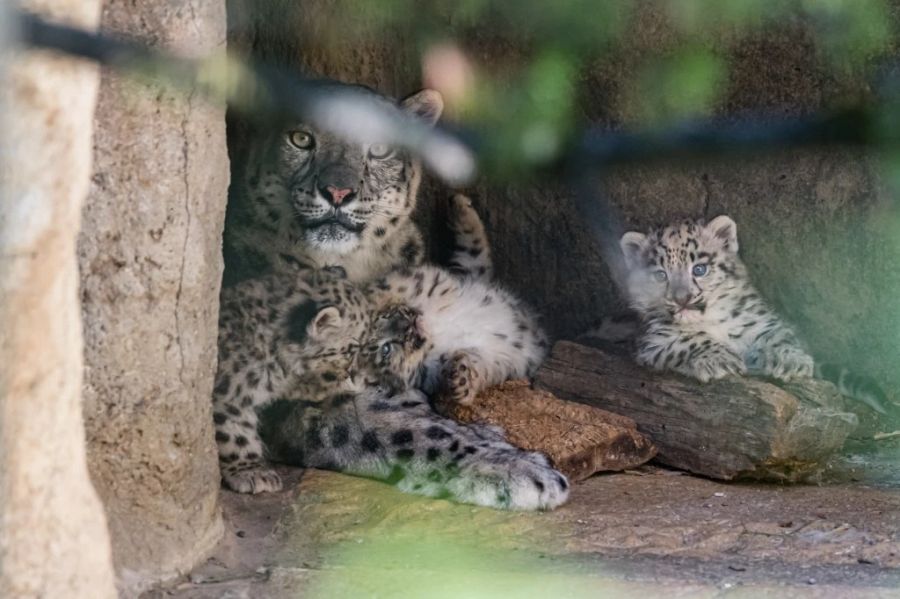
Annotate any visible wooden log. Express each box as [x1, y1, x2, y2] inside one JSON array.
[[534, 341, 859, 482], [444, 380, 657, 482]]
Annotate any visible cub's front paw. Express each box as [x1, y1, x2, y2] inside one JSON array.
[[440, 352, 481, 406], [767, 346, 815, 381], [222, 465, 283, 494], [690, 349, 747, 382]]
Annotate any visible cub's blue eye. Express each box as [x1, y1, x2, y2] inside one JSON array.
[[692, 263, 709, 277], [380, 342, 392, 357], [653, 270, 668, 282]]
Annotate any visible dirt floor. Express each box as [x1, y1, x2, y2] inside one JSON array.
[[145, 443, 900, 599]]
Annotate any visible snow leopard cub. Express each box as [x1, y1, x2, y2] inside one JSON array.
[[620, 216, 780, 382], [214, 267, 370, 494], [357, 195, 549, 407], [619, 216, 889, 414]]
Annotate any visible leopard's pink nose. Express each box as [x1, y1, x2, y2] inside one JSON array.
[[325, 186, 355, 206]]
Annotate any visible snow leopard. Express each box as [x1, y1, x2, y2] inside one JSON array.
[[214, 267, 567, 509], [213, 267, 371, 493], [618, 216, 889, 415], [355, 195, 549, 409], [223, 84, 443, 286]]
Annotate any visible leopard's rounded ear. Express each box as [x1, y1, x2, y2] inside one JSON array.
[[620, 232, 647, 270], [310, 306, 342, 338], [400, 89, 444, 126], [705, 215, 739, 254], [285, 302, 342, 344]]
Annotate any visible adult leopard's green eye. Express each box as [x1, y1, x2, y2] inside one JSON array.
[[368, 143, 393, 159], [288, 131, 314, 149]]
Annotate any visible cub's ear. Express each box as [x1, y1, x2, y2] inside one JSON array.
[[705, 215, 738, 253], [620, 232, 647, 270], [309, 306, 342, 339], [400, 89, 444, 125], [286, 302, 342, 344]]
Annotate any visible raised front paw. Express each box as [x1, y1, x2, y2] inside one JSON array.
[[688, 348, 747, 383], [767, 345, 815, 381], [222, 465, 283, 494], [448, 194, 481, 233], [455, 451, 569, 511]]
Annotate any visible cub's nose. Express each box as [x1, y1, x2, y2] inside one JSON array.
[[673, 289, 693, 307], [320, 185, 356, 206]]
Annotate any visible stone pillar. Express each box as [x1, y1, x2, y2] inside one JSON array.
[[0, 2, 116, 597], [78, 0, 228, 593]]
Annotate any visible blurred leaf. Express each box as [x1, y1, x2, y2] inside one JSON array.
[[631, 48, 727, 128]]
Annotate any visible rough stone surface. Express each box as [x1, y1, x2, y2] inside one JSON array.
[[227, 0, 900, 404], [147, 463, 900, 598], [78, 0, 228, 593], [0, 2, 116, 597]]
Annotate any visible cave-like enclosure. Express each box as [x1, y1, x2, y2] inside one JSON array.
[[2, 1, 899, 597]]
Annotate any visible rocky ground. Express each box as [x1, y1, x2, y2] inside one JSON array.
[[145, 443, 900, 599]]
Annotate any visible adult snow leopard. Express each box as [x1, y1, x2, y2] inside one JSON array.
[[619, 216, 888, 414], [223, 84, 443, 286]]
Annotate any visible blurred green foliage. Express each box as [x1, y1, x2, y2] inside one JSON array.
[[331, 0, 896, 174]]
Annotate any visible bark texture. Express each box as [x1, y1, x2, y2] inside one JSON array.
[[446, 380, 656, 481], [535, 342, 858, 481]]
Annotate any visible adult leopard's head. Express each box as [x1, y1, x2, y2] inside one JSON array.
[[620, 216, 742, 322], [353, 303, 430, 394], [244, 85, 443, 255]]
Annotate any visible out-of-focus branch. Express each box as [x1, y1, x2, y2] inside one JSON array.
[[566, 108, 875, 171], [14, 11, 477, 186]]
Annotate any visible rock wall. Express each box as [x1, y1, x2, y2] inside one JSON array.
[[228, 0, 900, 399], [79, 0, 228, 593], [0, 1, 116, 597]]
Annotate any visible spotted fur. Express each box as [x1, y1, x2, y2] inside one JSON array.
[[619, 216, 888, 414], [260, 386, 569, 511], [213, 267, 370, 493], [358, 195, 549, 408], [213, 199, 567, 509], [223, 85, 443, 286]]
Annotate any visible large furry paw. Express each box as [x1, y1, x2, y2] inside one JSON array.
[[688, 348, 747, 383], [222, 465, 283, 494], [448, 451, 570, 511]]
